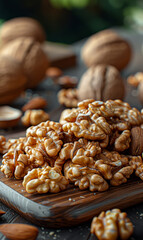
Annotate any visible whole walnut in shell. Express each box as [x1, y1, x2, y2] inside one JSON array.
[[81, 29, 132, 70], [0, 37, 49, 88], [78, 64, 125, 101], [0, 56, 27, 104], [0, 17, 46, 45]]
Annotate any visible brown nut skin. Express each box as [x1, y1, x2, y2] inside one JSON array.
[[0, 17, 46, 45], [129, 127, 143, 156], [81, 29, 132, 70], [0, 37, 49, 89], [0, 56, 27, 104], [138, 81, 143, 105], [78, 65, 125, 101]]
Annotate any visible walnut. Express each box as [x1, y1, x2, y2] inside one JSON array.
[[0, 56, 27, 105], [127, 72, 143, 87], [64, 161, 109, 192], [1, 151, 15, 178], [71, 139, 101, 166], [78, 65, 125, 102], [58, 88, 79, 108], [0, 17, 46, 45], [114, 130, 131, 152], [128, 155, 143, 180], [63, 116, 111, 141], [44, 130, 63, 157], [14, 153, 33, 179], [81, 29, 132, 70], [22, 110, 50, 127], [23, 166, 69, 194], [129, 127, 143, 156], [0, 136, 7, 154], [94, 150, 129, 181], [59, 108, 77, 124], [26, 120, 62, 137], [58, 76, 78, 89], [95, 149, 129, 167], [91, 209, 133, 240], [1, 147, 34, 179], [110, 166, 133, 186], [0, 37, 48, 88]]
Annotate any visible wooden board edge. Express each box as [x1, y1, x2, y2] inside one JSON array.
[[1, 180, 143, 227]]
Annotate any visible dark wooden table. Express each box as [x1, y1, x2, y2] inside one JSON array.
[[1, 28, 143, 240]]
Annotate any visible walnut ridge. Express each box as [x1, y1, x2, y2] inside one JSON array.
[[78, 65, 125, 101]]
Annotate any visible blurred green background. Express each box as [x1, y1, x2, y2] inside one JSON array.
[[0, 0, 142, 43]]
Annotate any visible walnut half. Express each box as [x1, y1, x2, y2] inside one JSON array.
[[90, 208, 133, 240], [23, 166, 69, 194]]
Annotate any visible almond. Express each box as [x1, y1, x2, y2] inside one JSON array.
[[0, 223, 39, 240], [22, 97, 47, 112], [0, 209, 5, 216]]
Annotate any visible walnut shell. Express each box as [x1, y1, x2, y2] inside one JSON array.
[[0, 37, 49, 88], [78, 64, 125, 101], [0, 56, 27, 104], [130, 127, 143, 156], [0, 17, 46, 45], [81, 29, 132, 70]]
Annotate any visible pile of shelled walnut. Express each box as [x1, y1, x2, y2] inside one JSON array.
[[1, 99, 143, 194]]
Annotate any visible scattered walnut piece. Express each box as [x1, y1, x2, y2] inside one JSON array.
[[46, 67, 63, 79], [23, 166, 69, 194], [21, 109, 50, 127], [58, 76, 78, 89], [58, 88, 79, 107], [22, 97, 47, 112], [127, 72, 143, 87], [91, 209, 133, 240]]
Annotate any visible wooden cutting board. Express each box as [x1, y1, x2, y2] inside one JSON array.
[[1, 132, 143, 228]]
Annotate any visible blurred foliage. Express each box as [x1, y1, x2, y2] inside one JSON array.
[[0, 0, 142, 43]]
